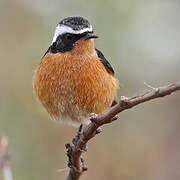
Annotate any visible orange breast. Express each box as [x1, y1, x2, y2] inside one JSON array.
[[33, 41, 118, 125]]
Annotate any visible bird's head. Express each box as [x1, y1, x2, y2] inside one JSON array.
[[51, 17, 98, 53]]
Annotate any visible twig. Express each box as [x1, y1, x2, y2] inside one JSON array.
[[0, 136, 8, 170], [65, 81, 180, 180], [3, 165, 13, 180], [0, 136, 13, 180]]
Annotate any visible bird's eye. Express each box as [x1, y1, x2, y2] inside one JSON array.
[[66, 34, 73, 41]]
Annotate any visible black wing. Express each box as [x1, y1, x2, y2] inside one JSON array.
[[95, 48, 114, 75]]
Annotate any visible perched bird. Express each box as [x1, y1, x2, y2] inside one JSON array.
[[33, 16, 118, 126]]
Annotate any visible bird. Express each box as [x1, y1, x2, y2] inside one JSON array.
[[33, 16, 118, 126]]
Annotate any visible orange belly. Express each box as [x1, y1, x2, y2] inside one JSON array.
[[33, 52, 118, 126]]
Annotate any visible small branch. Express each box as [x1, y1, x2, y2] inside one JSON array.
[[66, 81, 180, 180], [3, 165, 13, 180], [0, 136, 13, 180], [0, 136, 9, 170]]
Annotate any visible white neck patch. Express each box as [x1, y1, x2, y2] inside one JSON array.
[[52, 24, 93, 43]]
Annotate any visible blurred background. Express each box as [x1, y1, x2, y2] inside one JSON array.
[[0, 0, 180, 179]]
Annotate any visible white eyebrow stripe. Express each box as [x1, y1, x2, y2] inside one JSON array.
[[52, 24, 93, 43]]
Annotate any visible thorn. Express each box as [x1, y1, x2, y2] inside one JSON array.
[[72, 124, 87, 152], [72, 124, 83, 146], [78, 124, 83, 134]]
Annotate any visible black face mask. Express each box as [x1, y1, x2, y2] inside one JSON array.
[[50, 32, 88, 53]]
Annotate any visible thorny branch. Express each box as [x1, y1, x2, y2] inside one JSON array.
[[65, 81, 180, 180]]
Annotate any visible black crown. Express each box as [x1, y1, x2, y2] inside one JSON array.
[[59, 17, 91, 31]]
